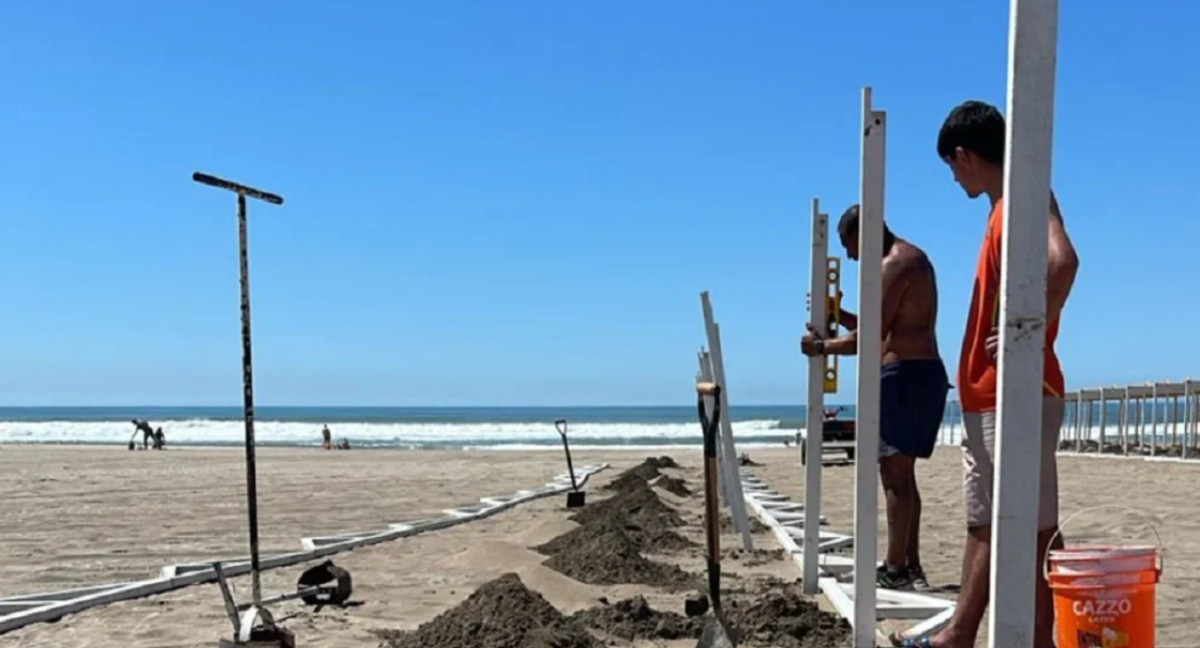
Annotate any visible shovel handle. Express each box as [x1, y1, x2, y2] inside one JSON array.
[[554, 419, 568, 436], [696, 385, 723, 615]]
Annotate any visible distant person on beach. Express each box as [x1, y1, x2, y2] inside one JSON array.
[[131, 419, 155, 450], [321, 425, 333, 450], [922, 101, 1078, 648], [800, 204, 949, 592], [153, 427, 165, 450], [337, 438, 351, 450]]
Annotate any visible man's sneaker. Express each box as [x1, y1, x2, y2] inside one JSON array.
[[909, 564, 931, 591], [876, 563, 914, 591]]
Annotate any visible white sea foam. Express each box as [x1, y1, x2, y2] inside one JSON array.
[[0, 418, 791, 447]]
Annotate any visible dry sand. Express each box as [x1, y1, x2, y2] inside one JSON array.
[[1, 445, 1197, 647]]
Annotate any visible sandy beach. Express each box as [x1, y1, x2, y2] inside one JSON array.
[[1, 445, 1197, 647]]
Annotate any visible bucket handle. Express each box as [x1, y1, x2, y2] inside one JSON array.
[[1043, 504, 1164, 581]]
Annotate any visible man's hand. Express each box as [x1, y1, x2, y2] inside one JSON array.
[[800, 323, 825, 356], [985, 326, 999, 363]]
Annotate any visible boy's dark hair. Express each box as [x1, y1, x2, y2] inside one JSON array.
[[936, 101, 1006, 165], [838, 205, 895, 253]]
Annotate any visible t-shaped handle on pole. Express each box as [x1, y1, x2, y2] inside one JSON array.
[[192, 171, 283, 607]]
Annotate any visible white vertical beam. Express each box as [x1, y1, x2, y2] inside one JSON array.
[[700, 292, 754, 551], [1151, 383, 1159, 456], [1098, 388, 1107, 449], [1185, 379, 1194, 459], [1080, 391, 1089, 448], [853, 85, 885, 648], [804, 198, 829, 595], [1122, 388, 1130, 455], [1172, 395, 1180, 448], [1135, 396, 1143, 448], [989, 0, 1059, 644]]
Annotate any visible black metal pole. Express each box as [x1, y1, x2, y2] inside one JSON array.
[[236, 192, 263, 605], [194, 172, 282, 607]]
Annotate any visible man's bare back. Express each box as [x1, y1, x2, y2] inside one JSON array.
[[831, 237, 939, 364], [880, 238, 939, 364]]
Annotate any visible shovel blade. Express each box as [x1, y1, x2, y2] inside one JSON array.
[[695, 619, 736, 648]]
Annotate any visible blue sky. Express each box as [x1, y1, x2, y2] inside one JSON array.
[[1, 1, 1196, 406]]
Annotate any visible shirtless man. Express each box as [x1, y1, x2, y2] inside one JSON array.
[[801, 205, 949, 591]]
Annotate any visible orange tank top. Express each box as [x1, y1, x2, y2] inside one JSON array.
[[958, 198, 1065, 413]]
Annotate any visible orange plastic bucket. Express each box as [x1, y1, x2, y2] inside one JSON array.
[[1047, 545, 1160, 648]]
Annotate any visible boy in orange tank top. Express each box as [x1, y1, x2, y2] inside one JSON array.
[[909, 102, 1079, 648]]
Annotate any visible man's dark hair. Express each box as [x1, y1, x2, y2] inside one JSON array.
[[936, 100, 1006, 165], [838, 205, 894, 253]]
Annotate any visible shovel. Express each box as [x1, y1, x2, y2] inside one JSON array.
[[695, 381, 737, 648], [555, 419, 586, 508]]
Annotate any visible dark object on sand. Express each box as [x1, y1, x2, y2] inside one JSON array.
[[685, 592, 710, 618], [694, 381, 738, 647], [295, 560, 354, 607], [555, 419, 586, 508], [378, 573, 595, 648]]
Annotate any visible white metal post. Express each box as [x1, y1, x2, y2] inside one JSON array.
[[700, 292, 754, 551], [1098, 388, 1107, 450], [1136, 395, 1143, 449], [1185, 379, 1194, 459], [1172, 395, 1180, 449], [989, 0, 1059, 644], [1151, 383, 1159, 457], [804, 199, 829, 594], [853, 86, 885, 648], [1080, 391, 1089, 448], [1122, 388, 1130, 455]]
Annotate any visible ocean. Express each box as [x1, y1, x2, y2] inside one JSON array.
[[2, 400, 1161, 449], [0, 405, 828, 450]]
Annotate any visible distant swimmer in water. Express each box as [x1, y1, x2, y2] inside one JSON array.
[[131, 419, 155, 450], [321, 424, 333, 450]]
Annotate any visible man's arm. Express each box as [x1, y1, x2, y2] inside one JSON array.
[[802, 256, 910, 357], [1046, 193, 1078, 323], [838, 308, 858, 330], [985, 194, 1079, 360]]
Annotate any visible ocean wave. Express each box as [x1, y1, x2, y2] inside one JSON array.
[[0, 418, 791, 447]]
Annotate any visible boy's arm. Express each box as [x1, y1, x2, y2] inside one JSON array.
[[1046, 192, 1078, 324]]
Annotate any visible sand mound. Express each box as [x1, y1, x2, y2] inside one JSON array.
[[377, 573, 595, 648], [569, 595, 702, 641], [542, 523, 698, 590], [571, 481, 685, 529], [721, 512, 771, 535], [538, 512, 695, 558], [648, 456, 680, 469], [601, 455, 678, 489], [654, 475, 692, 497], [726, 587, 851, 648]]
